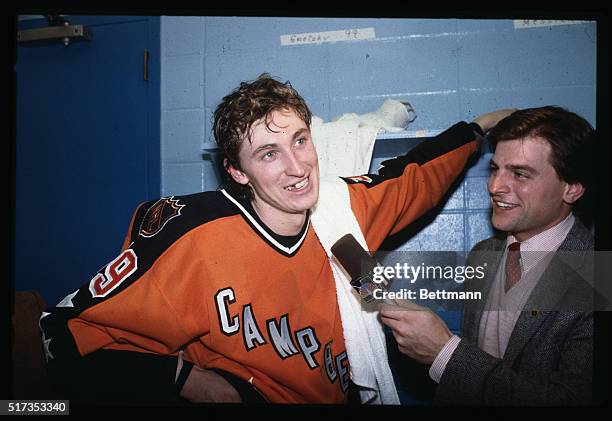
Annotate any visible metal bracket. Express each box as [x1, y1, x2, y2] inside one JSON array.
[[17, 17, 93, 47]]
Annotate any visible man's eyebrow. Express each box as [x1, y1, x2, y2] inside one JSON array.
[[292, 128, 309, 140], [251, 143, 277, 157], [507, 164, 539, 175], [489, 159, 539, 175], [250, 128, 310, 157]]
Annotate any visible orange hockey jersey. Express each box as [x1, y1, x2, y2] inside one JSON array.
[[41, 121, 480, 404]]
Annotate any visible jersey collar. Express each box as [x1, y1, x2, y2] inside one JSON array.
[[221, 189, 310, 257]]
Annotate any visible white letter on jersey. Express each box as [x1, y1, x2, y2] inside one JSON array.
[[215, 288, 239, 336], [267, 315, 299, 359], [335, 351, 349, 392], [324, 342, 337, 382], [295, 327, 321, 369], [242, 304, 266, 350]]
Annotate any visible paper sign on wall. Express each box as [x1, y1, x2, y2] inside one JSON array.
[[514, 20, 593, 29], [280, 27, 376, 46]]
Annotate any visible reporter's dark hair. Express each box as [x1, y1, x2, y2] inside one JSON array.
[[488, 106, 595, 226], [212, 73, 312, 202]]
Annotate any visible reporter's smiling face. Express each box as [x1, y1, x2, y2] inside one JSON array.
[[488, 137, 577, 241], [228, 108, 320, 226]]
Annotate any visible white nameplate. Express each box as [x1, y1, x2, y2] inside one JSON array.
[[513, 20, 593, 29], [281, 27, 376, 46]]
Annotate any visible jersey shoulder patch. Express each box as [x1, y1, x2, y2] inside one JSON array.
[[340, 173, 386, 189], [138, 196, 185, 238], [344, 175, 373, 184], [131, 191, 240, 244]]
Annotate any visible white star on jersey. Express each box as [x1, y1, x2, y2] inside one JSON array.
[[43, 335, 54, 361], [39, 311, 50, 328], [39, 311, 54, 361], [57, 290, 78, 308]]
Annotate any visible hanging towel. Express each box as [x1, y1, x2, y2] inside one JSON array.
[[311, 99, 411, 179], [331, 98, 413, 132], [311, 176, 400, 405]]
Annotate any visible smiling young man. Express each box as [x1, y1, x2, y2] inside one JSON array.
[[225, 108, 319, 236], [381, 106, 595, 406], [41, 73, 512, 405]]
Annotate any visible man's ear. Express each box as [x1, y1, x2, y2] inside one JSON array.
[[224, 158, 249, 186], [563, 182, 585, 205]]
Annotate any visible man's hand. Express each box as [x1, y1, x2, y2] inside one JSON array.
[[472, 108, 518, 133], [380, 302, 452, 364], [179, 366, 242, 403]]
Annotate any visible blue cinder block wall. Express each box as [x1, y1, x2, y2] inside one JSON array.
[[159, 16, 596, 403], [160, 16, 595, 246]]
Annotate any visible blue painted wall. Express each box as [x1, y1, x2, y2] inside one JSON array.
[[160, 16, 596, 250], [159, 16, 597, 403]]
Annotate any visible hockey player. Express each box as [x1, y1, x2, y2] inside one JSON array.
[[41, 73, 514, 404]]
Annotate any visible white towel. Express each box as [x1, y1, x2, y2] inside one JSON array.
[[311, 176, 400, 405], [332, 98, 412, 133], [311, 99, 410, 178]]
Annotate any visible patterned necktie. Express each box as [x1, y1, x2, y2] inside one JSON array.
[[505, 241, 522, 292]]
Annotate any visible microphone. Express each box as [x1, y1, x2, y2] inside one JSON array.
[[330, 234, 392, 304]]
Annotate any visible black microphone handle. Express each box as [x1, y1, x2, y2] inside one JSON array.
[[330, 233, 399, 306]]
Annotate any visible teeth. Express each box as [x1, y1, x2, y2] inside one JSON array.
[[495, 201, 515, 208], [286, 177, 308, 191], [295, 178, 308, 189]]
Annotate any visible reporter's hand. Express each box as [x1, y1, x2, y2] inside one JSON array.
[[380, 303, 452, 364], [179, 366, 242, 403], [472, 108, 518, 133]]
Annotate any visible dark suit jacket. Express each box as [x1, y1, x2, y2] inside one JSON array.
[[435, 219, 594, 406]]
